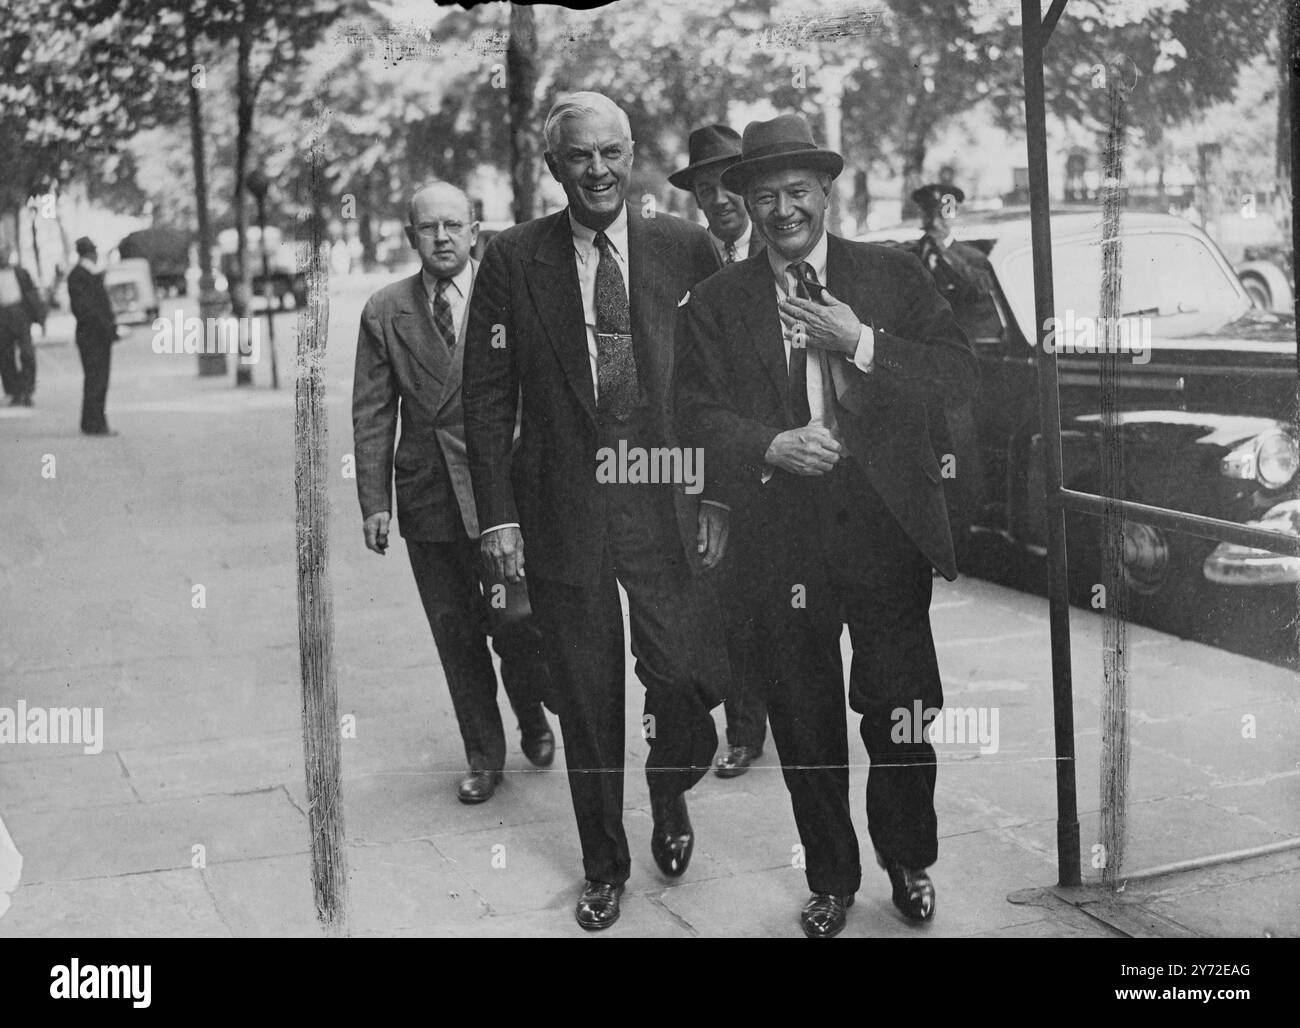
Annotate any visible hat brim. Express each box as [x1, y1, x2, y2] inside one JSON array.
[[720, 151, 843, 195], [911, 185, 966, 208], [668, 153, 742, 191]]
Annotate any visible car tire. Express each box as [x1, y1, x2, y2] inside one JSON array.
[[1067, 512, 1217, 640], [1240, 274, 1272, 311]]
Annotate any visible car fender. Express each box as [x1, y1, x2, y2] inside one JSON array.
[[1236, 259, 1293, 313]]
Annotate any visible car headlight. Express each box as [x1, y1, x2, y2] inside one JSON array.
[[1221, 430, 1299, 489]]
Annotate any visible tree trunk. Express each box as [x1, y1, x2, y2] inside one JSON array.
[[187, 18, 227, 377], [233, 17, 256, 386], [507, 4, 539, 224], [358, 170, 377, 271]]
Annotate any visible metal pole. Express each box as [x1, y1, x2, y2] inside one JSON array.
[[1020, 0, 1081, 888]]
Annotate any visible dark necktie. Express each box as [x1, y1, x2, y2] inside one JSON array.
[[432, 278, 455, 350], [724, 241, 737, 265], [593, 231, 640, 421], [786, 261, 819, 426]]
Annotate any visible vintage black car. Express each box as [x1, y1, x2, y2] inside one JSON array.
[[858, 208, 1298, 648]]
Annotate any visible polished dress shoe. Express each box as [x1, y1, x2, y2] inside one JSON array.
[[457, 768, 503, 804], [520, 725, 555, 767], [575, 880, 624, 930], [714, 744, 762, 779], [649, 792, 694, 877], [876, 850, 936, 922], [801, 892, 854, 938]]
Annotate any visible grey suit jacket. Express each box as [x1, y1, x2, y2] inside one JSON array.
[[352, 263, 481, 541]]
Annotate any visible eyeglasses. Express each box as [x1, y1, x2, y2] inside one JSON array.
[[414, 220, 473, 238]]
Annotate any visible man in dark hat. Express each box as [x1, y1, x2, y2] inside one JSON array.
[[0, 243, 46, 407], [670, 125, 769, 779], [66, 237, 118, 436], [676, 114, 976, 938], [910, 183, 995, 561], [910, 183, 993, 308], [669, 125, 765, 267]]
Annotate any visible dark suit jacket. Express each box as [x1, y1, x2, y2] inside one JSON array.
[[67, 265, 116, 347], [463, 208, 721, 588], [0, 265, 45, 328], [352, 266, 480, 541], [675, 234, 977, 581]]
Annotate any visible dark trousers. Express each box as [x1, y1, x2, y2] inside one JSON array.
[[529, 476, 728, 887], [750, 457, 942, 897], [76, 337, 112, 432], [0, 319, 34, 397], [406, 537, 549, 773], [712, 552, 768, 750]]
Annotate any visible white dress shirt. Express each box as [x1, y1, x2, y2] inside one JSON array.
[[420, 259, 474, 341], [710, 221, 753, 264], [763, 230, 875, 473], [569, 205, 629, 404]]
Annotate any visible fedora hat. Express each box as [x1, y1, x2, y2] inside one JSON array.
[[668, 124, 745, 191], [719, 114, 843, 194], [911, 183, 966, 212]]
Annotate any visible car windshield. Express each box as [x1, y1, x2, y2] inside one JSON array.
[[1001, 230, 1250, 342]]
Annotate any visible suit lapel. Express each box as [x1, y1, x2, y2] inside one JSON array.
[[735, 256, 790, 410], [626, 212, 674, 398], [524, 212, 596, 424], [393, 273, 450, 388]]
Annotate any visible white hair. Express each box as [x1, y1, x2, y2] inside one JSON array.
[[543, 92, 632, 152]]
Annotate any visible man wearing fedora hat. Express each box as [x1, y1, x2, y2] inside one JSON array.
[[67, 236, 119, 436], [670, 125, 765, 267], [670, 124, 769, 780], [676, 114, 977, 938]]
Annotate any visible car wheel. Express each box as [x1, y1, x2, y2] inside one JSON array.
[[1240, 274, 1272, 311], [1069, 514, 1217, 639]]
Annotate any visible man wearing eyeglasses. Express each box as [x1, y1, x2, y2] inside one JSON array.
[[352, 180, 554, 805]]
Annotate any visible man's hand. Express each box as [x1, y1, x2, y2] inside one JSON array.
[[696, 504, 730, 569], [778, 289, 861, 356], [363, 511, 391, 554], [482, 526, 526, 583], [765, 424, 842, 476]]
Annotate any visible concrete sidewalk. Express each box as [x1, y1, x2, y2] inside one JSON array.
[[1, 283, 1296, 938]]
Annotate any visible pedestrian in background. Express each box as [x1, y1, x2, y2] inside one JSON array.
[[0, 243, 46, 408], [66, 237, 118, 436]]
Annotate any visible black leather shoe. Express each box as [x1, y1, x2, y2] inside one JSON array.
[[20, 392, 32, 407], [575, 880, 624, 930], [876, 850, 936, 922], [457, 769, 503, 804], [650, 792, 694, 877], [801, 892, 854, 938], [714, 744, 762, 779], [520, 724, 555, 768]]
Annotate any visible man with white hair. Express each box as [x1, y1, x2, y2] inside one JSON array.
[[463, 92, 730, 931]]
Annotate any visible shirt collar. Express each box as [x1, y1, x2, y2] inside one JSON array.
[[767, 229, 829, 293], [421, 259, 473, 303], [568, 204, 628, 260], [710, 220, 752, 259]]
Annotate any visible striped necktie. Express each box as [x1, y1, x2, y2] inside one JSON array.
[[432, 277, 455, 349]]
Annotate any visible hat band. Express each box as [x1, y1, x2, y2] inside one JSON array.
[[740, 140, 824, 163]]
